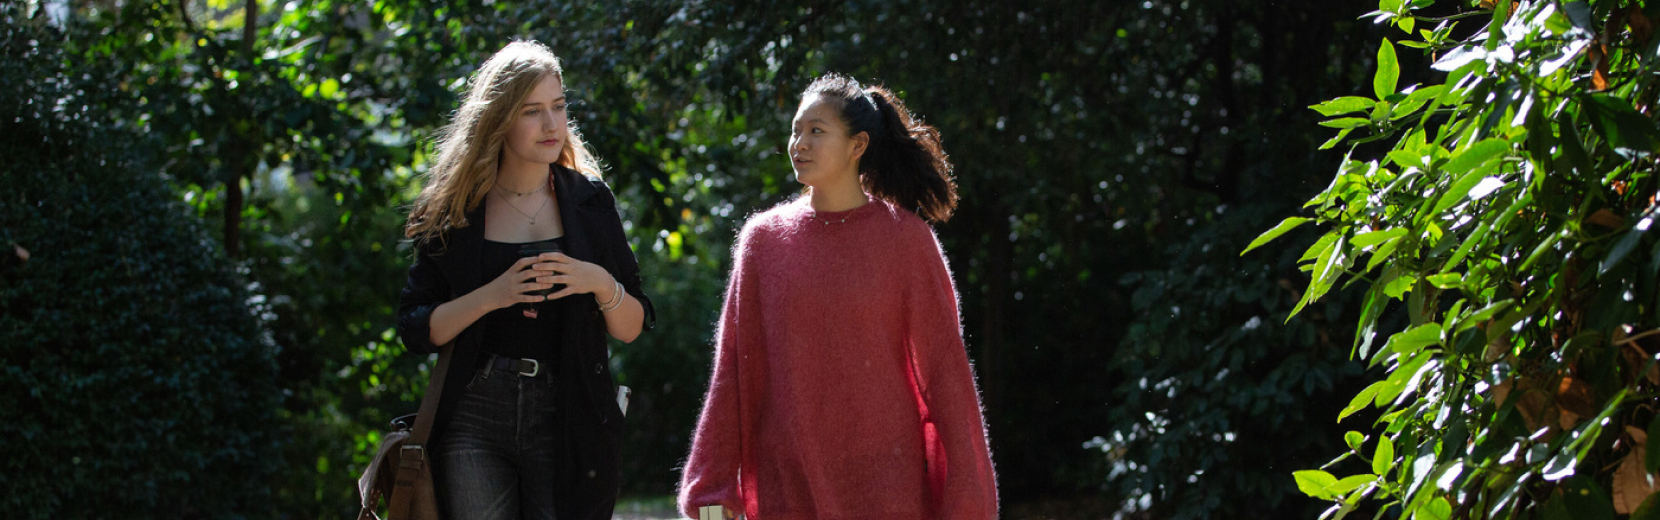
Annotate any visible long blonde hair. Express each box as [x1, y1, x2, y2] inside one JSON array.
[[405, 40, 602, 244]]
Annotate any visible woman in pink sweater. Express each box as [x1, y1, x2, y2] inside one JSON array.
[[678, 73, 998, 520]]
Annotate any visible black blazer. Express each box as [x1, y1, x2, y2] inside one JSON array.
[[396, 164, 655, 519]]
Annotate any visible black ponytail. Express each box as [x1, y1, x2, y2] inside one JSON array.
[[804, 73, 958, 223]]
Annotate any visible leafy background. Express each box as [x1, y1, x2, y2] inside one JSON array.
[[1270, 0, 1660, 519], [0, 0, 1543, 518]]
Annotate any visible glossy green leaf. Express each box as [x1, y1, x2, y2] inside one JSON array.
[[1312, 96, 1377, 117], [1342, 381, 1387, 421], [1442, 221, 1490, 273], [1455, 299, 1512, 333], [1387, 323, 1442, 355], [1426, 272, 1462, 289], [1345, 431, 1366, 451], [1442, 138, 1510, 176], [1290, 235, 1347, 319], [1375, 39, 1399, 99], [1330, 474, 1376, 495], [1417, 496, 1453, 520], [1294, 470, 1340, 499], [1241, 217, 1312, 256], [1373, 436, 1395, 476], [1352, 228, 1408, 249], [1368, 236, 1407, 274], [1320, 117, 1372, 129]]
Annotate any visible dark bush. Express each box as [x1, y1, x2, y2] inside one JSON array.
[[0, 12, 281, 519]]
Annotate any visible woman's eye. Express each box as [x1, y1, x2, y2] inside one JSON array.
[[554, 103, 568, 111], [810, 128, 823, 134], [524, 109, 539, 116]]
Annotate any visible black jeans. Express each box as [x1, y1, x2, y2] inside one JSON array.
[[433, 364, 561, 520]]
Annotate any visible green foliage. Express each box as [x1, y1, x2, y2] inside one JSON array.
[[12, 1, 1444, 518], [1265, 0, 1660, 517], [0, 8, 280, 518]]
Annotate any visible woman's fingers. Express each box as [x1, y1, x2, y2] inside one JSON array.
[[542, 286, 577, 301]]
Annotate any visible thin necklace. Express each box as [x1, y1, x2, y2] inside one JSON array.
[[495, 188, 550, 224], [498, 182, 539, 197], [809, 211, 852, 226]]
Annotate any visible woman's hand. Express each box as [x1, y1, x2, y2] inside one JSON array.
[[482, 255, 558, 309], [536, 252, 619, 303]]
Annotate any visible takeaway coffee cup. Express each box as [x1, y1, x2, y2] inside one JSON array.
[[519, 239, 564, 297]]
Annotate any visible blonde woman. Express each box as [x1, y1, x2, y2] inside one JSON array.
[[397, 40, 653, 520]]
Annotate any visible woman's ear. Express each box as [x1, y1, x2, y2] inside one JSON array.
[[850, 131, 870, 162]]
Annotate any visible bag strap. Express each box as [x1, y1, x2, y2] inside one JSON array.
[[379, 344, 454, 520], [408, 344, 454, 446]]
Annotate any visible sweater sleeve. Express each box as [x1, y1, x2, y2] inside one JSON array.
[[678, 223, 760, 519], [904, 224, 999, 519]]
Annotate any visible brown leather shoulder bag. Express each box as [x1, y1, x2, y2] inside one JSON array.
[[358, 346, 453, 520]]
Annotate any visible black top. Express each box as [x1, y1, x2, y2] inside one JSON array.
[[397, 165, 656, 520], [479, 236, 567, 361]]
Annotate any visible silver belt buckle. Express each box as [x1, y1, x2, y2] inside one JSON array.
[[519, 358, 540, 377]]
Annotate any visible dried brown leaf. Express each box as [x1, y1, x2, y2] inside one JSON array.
[[1557, 377, 1597, 417], [1588, 209, 1626, 228], [1614, 447, 1660, 514]]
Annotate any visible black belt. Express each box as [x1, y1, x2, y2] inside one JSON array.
[[486, 355, 545, 377]]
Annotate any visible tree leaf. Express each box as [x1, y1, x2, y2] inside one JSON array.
[[1342, 381, 1386, 421], [1584, 93, 1660, 156], [1375, 39, 1400, 99], [1426, 272, 1462, 289], [1600, 212, 1654, 274], [1455, 299, 1513, 333], [1368, 236, 1407, 274], [1614, 447, 1659, 514], [1353, 228, 1408, 248], [1330, 474, 1377, 495], [1241, 217, 1313, 256], [1374, 436, 1396, 476], [1311, 96, 1377, 117], [1295, 469, 1340, 499], [1320, 117, 1372, 129], [1387, 323, 1443, 355], [1442, 138, 1511, 176], [1416, 496, 1453, 520], [1346, 431, 1367, 451], [1632, 489, 1660, 520], [1291, 236, 1348, 319]]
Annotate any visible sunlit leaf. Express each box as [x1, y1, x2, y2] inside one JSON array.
[[1241, 217, 1312, 256], [1387, 323, 1442, 355], [1373, 436, 1395, 476], [1311, 96, 1377, 117], [1295, 470, 1340, 499], [1375, 39, 1399, 99]]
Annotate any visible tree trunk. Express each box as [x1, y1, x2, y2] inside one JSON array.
[[222, 0, 259, 258]]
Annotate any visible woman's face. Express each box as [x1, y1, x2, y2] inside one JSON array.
[[789, 93, 867, 188], [501, 73, 568, 169]]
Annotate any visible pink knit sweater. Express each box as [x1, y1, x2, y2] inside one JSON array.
[[678, 197, 998, 520]]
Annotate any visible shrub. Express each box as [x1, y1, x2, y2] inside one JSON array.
[[0, 11, 281, 519]]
